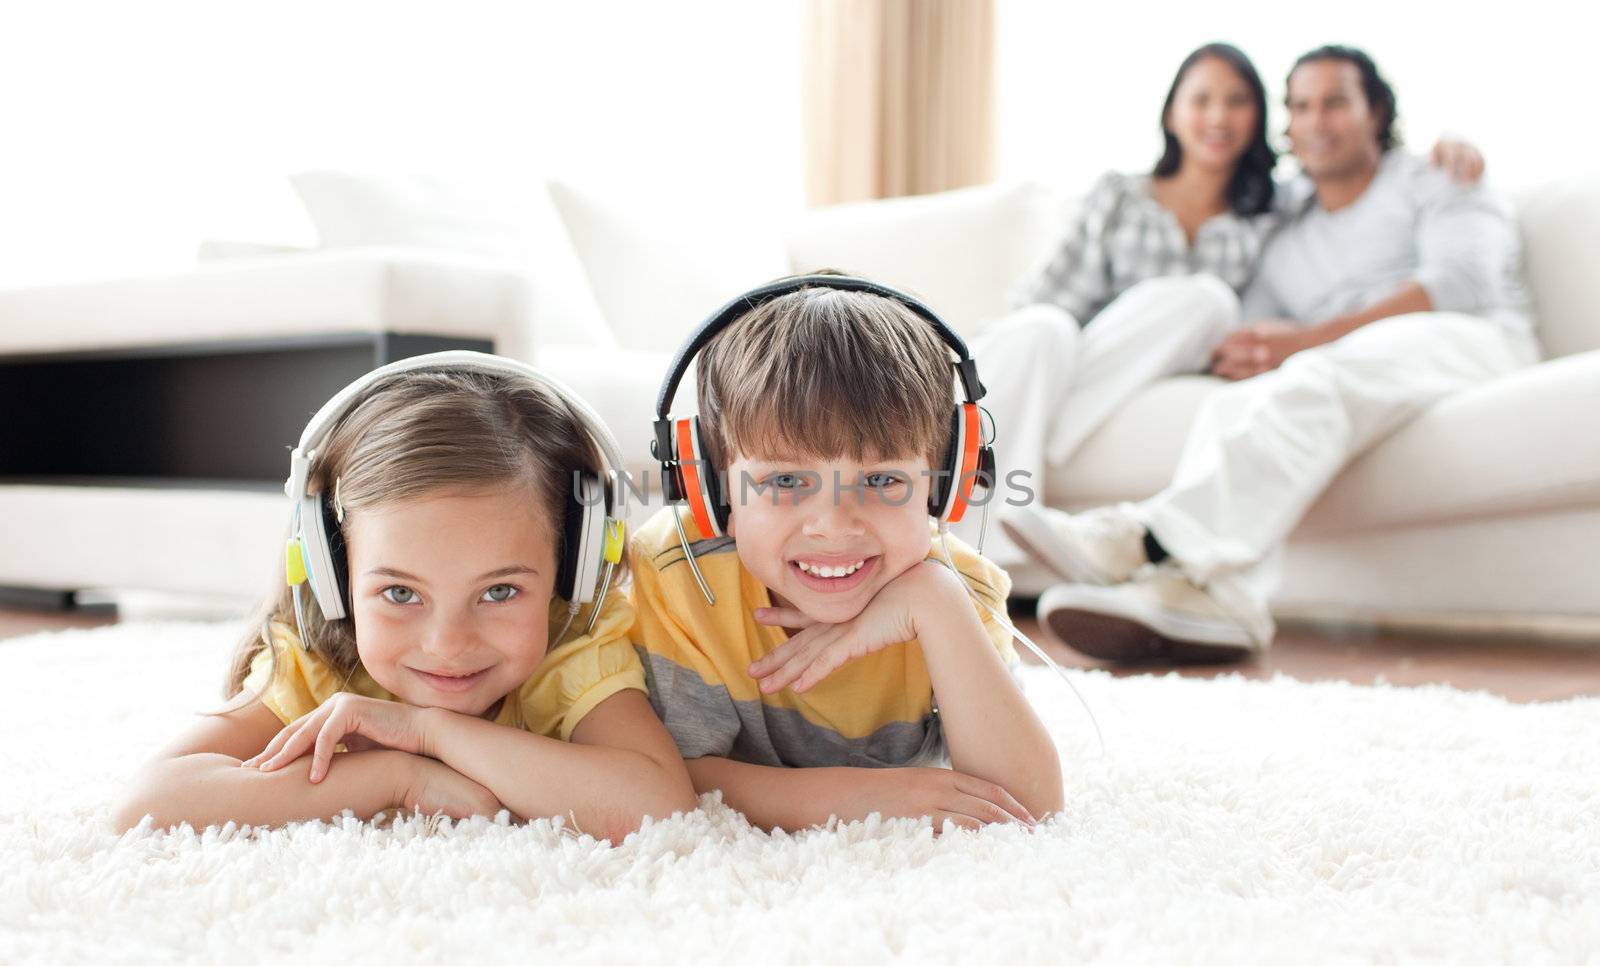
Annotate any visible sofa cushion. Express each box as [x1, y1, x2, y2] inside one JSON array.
[[784, 180, 1061, 339], [1277, 506, 1600, 620], [1046, 375, 1216, 508], [1514, 172, 1600, 359], [196, 241, 311, 261], [0, 249, 532, 358], [1045, 352, 1600, 535], [1298, 348, 1600, 534], [0, 483, 284, 599], [547, 181, 791, 354], [290, 170, 613, 351], [533, 343, 682, 483]]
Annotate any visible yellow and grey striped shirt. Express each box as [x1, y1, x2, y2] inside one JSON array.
[[627, 506, 1015, 768]]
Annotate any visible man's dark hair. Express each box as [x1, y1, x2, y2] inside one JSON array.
[[1290, 45, 1401, 151], [1153, 42, 1277, 216]]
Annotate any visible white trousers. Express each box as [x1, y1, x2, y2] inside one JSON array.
[[959, 274, 1241, 572], [1137, 312, 1539, 613]]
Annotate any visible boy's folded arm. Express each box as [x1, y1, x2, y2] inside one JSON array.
[[913, 568, 1066, 818], [684, 756, 876, 831], [685, 756, 1036, 832], [420, 689, 699, 841]]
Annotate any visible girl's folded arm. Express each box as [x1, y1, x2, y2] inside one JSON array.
[[421, 689, 698, 842], [113, 698, 415, 832]]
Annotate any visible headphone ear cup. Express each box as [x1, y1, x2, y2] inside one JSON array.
[[940, 402, 985, 524], [298, 492, 350, 621], [675, 417, 726, 538], [555, 474, 585, 601], [694, 418, 731, 535], [322, 495, 350, 614], [556, 474, 606, 605], [928, 407, 962, 519]]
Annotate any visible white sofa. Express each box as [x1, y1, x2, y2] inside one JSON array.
[[3, 171, 1597, 632]]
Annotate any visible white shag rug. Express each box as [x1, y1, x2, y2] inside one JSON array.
[[2, 622, 1597, 965]]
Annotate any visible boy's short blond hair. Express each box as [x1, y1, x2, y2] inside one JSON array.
[[695, 279, 954, 472]]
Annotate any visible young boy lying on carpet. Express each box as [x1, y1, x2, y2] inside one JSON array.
[[115, 354, 697, 839], [630, 274, 1064, 831]]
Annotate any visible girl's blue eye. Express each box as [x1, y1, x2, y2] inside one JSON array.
[[481, 584, 518, 603], [769, 473, 803, 489], [382, 586, 419, 605], [865, 472, 906, 489]]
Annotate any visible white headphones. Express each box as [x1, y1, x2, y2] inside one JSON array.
[[283, 351, 628, 628]]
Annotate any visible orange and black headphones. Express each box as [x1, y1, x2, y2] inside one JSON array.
[[651, 274, 995, 539]]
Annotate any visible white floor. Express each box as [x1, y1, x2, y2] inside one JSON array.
[[3, 621, 1597, 963]]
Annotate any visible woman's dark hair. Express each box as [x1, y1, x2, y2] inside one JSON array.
[[1289, 45, 1400, 152], [1153, 42, 1277, 217]]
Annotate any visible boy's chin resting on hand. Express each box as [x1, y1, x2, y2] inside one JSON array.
[[750, 561, 971, 694]]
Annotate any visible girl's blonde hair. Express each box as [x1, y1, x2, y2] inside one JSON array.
[[223, 368, 608, 700]]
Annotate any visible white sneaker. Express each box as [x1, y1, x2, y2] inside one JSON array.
[[999, 502, 1149, 586], [1037, 566, 1273, 664]]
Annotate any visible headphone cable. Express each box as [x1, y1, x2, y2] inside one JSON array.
[[938, 524, 1106, 758], [673, 505, 718, 606]]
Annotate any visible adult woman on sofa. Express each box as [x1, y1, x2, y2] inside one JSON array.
[[959, 42, 1481, 588]]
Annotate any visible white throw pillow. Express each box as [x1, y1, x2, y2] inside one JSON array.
[[290, 170, 614, 351], [1514, 173, 1600, 359], [546, 181, 792, 354], [784, 180, 1063, 339]]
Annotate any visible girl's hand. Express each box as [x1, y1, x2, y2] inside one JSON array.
[[244, 694, 433, 783], [400, 756, 503, 820], [750, 561, 960, 694]]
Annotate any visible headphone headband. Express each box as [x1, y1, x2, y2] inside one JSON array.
[[286, 350, 627, 507], [650, 274, 996, 550], [652, 274, 985, 423]]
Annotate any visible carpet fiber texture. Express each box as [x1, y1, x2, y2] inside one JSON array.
[[2, 621, 1596, 964]]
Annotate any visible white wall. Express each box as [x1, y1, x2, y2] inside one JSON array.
[[996, 0, 1588, 196], [0, 0, 804, 289], [3, 1, 1583, 292]]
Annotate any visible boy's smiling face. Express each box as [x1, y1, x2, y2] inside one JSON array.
[[725, 450, 934, 625]]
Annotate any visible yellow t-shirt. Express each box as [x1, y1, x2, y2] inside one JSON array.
[[241, 593, 644, 741], [627, 506, 1014, 768]]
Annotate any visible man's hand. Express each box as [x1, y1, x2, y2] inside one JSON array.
[[845, 767, 1036, 832], [1211, 320, 1319, 380], [244, 693, 436, 783], [750, 561, 961, 694], [1430, 137, 1485, 184]]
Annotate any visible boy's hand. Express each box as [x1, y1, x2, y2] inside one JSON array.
[[244, 694, 435, 783], [849, 767, 1036, 831], [400, 756, 503, 820], [750, 561, 964, 694]]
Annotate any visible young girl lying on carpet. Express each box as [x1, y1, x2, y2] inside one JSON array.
[[114, 353, 697, 839]]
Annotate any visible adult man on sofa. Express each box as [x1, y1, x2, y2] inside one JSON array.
[[1002, 45, 1538, 662]]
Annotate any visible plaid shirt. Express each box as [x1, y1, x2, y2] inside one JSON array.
[[1014, 170, 1277, 324]]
